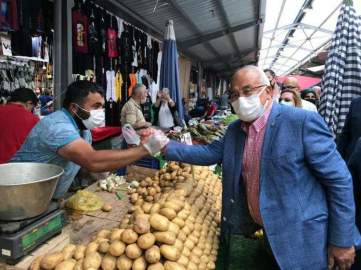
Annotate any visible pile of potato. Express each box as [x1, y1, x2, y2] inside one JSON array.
[[29, 163, 222, 270]]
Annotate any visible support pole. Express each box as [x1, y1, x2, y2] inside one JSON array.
[[53, 0, 73, 111], [197, 62, 203, 98]]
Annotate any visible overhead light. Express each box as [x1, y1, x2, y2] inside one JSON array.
[[303, 5, 313, 12]]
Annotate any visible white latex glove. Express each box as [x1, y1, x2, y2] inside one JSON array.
[[143, 130, 169, 155]]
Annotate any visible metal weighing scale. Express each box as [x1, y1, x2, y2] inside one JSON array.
[[0, 202, 67, 265]]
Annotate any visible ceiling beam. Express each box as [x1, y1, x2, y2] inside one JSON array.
[[217, 61, 257, 74], [203, 47, 259, 67], [260, 43, 313, 52], [177, 19, 263, 51], [263, 23, 334, 35], [259, 55, 299, 62], [169, 0, 221, 58], [217, 0, 240, 54]]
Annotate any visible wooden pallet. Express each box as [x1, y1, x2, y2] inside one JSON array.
[[0, 233, 69, 270]]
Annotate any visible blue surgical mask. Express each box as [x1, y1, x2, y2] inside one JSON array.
[[280, 100, 294, 107]]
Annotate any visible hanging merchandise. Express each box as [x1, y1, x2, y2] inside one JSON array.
[[106, 70, 116, 101], [72, 8, 89, 54], [128, 73, 137, 97], [87, 3, 100, 55], [0, 0, 19, 31], [107, 29, 117, 57], [115, 70, 123, 102], [131, 29, 138, 67], [121, 24, 132, 62], [157, 48, 162, 86]]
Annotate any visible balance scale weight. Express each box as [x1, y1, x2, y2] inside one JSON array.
[[0, 202, 67, 265]]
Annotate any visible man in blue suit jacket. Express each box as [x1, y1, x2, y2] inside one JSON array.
[[163, 66, 360, 270], [337, 96, 361, 162]]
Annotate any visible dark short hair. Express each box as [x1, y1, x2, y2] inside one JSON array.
[[63, 81, 104, 109], [264, 69, 276, 78], [9, 88, 38, 105]]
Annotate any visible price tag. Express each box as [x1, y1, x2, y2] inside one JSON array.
[[180, 132, 193, 145]]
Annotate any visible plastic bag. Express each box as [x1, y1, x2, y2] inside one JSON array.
[[122, 124, 140, 145], [66, 190, 103, 211]]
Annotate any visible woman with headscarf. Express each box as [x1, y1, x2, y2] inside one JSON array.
[[152, 88, 177, 129], [301, 88, 318, 108]]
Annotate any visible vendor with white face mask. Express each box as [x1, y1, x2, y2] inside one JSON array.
[[152, 88, 176, 129], [10, 81, 169, 200]]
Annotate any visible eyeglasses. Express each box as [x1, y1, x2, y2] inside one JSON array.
[[229, 85, 267, 100], [281, 85, 298, 91]]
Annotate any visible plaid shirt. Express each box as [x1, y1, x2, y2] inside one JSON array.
[[241, 102, 273, 226]]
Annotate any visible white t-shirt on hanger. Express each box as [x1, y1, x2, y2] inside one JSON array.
[[157, 51, 162, 85], [106, 70, 116, 101]]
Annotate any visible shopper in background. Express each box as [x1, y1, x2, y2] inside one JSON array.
[[301, 88, 318, 108], [202, 101, 217, 120], [182, 98, 192, 124], [10, 81, 168, 200], [281, 77, 318, 112], [120, 83, 152, 131], [39, 88, 54, 116], [0, 88, 39, 164], [313, 85, 322, 101], [264, 68, 280, 102], [279, 88, 302, 108], [219, 91, 229, 110], [337, 96, 361, 162], [152, 88, 176, 129], [163, 66, 359, 270]]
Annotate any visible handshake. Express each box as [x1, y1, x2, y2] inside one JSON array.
[[141, 129, 170, 155]]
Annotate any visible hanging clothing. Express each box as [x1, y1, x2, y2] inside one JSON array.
[[150, 81, 159, 103], [0, 0, 19, 31], [136, 72, 142, 84], [121, 26, 132, 62], [117, 18, 124, 38], [157, 50, 162, 86], [107, 29, 117, 57], [31, 36, 42, 58], [128, 73, 137, 97], [131, 37, 138, 67], [99, 8, 106, 54], [115, 71, 123, 102], [152, 41, 160, 83], [72, 10, 89, 53], [87, 6, 100, 55], [106, 70, 116, 101]]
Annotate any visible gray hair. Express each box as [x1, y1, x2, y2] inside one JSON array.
[[162, 88, 170, 95], [132, 83, 146, 97], [234, 65, 270, 86]]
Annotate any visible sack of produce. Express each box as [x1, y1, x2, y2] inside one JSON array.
[[67, 190, 103, 211]]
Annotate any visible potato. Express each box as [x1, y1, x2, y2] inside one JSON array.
[[182, 247, 190, 257], [128, 188, 137, 194], [100, 253, 117, 270], [125, 243, 143, 259], [109, 240, 125, 257], [184, 239, 195, 251], [149, 214, 170, 231], [110, 229, 124, 242], [149, 203, 161, 214], [74, 246, 86, 260], [198, 262, 207, 270], [73, 259, 83, 270], [172, 218, 185, 229], [41, 252, 64, 270], [177, 230, 187, 242], [132, 255, 147, 270], [61, 244, 76, 260], [84, 242, 98, 255], [163, 261, 185, 270], [142, 202, 153, 214], [147, 262, 165, 270], [29, 255, 44, 270], [160, 245, 181, 261], [154, 231, 176, 245], [168, 222, 180, 237], [96, 230, 111, 239], [187, 261, 197, 270], [137, 233, 156, 250], [163, 202, 182, 212], [135, 199, 145, 207], [55, 259, 76, 270], [159, 208, 177, 220], [133, 219, 150, 235], [98, 241, 110, 253], [192, 247, 202, 257], [173, 239, 184, 253], [189, 253, 200, 265], [177, 255, 189, 268], [116, 254, 133, 270], [83, 252, 101, 269], [121, 229, 138, 244], [102, 204, 113, 212], [145, 246, 161, 264], [136, 214, 150, 221]]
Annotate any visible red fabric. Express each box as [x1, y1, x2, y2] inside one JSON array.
[[91, 126, 122, 142], [107, 29, 117, 57], [241, 102, 273, 226], [0, 0, 18, 30], [72, 10, 89, 53], [0, 104, 39, 164], [277, 75, 322, 91], [206, 104, 216, 116]]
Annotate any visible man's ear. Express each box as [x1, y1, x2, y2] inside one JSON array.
[[69, 103, 78, 113], [265, 85, 273, 97]]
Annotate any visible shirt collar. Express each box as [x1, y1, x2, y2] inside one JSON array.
[[61, 108, 79, 131], [242, 100, 274, 133], [130, 98, 141, 109]]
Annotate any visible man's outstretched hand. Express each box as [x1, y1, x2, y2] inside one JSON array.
[[140, 129, 169, 155], [328, 243, 355, 270]]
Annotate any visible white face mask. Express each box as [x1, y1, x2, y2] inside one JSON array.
[[280, 100, 294, 107], [73, 104, 105, 130], [231, 86, 269, 122]]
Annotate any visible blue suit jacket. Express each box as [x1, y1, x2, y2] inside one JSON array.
[[337, 97, 361, 162], [165, 102, 361, 270]]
